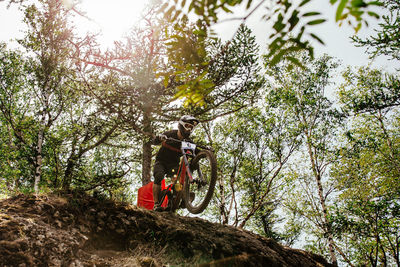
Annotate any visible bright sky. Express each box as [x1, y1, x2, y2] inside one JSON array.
[[74, 0, 147, 48], [0, 0, 147, 49], [0, 0, 396, 72], [211, 1, 397, 73]]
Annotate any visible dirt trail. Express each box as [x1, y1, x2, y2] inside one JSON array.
[[0, 192, 333, 266]]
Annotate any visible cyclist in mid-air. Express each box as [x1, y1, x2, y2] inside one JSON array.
[[152, 115, 200, 211]]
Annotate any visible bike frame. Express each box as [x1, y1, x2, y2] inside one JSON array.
[[159, 140, 197, 208], [179, 141, 197, 183]]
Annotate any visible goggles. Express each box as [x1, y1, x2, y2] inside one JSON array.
[[180, 121, 198, 131]]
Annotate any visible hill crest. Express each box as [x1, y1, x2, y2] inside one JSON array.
[[0, 192, 332, 266]]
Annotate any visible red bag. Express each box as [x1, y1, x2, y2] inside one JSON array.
[[137, 180, 168, 210]]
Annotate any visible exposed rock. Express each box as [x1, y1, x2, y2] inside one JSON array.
[[0, 193, 333, 266]]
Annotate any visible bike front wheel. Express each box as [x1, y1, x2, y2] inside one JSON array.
[[184, 150, 217, 214]]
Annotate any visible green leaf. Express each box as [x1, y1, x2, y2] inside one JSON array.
[[246, 0, 253, 9], [367, 11, 380, 19], [181, 0, 187, 8], [221, 5, 233, 13], [303, 12, 321, 17], [269, 45, 304, 66], [286, 56, 303, 68], [367, 1, 383, 6], [194, 4, 204, 16], [188, 1, 194, 12], [330, 0, 339, 4], [350, 10, 364, 19], [307, 19, 326, 25], [310, 33, 325, 45], [267, 37, 284, 57], [355, 22, 362, 32], [336, 0, 349, 22], [193, 29, 207, 37], [351, 0, 367, 8], [283, 0, 292, 12], [288, 10, 300, 31], [163, 76, 169, 88], [273, 14, 285, 33], [172, 10, 182, 21], [299, 0, 311, 7]]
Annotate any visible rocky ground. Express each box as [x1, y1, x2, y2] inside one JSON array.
[[0, 192, 333, 266]]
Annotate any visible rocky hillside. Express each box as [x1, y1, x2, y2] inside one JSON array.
[[0, 192, 333, 266]]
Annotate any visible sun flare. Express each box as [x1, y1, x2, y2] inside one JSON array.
[[75, 0, 147, 47]]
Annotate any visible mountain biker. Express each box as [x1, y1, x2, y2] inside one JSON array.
[[152, 115, 200, 211]]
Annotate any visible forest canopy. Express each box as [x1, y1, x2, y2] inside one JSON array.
[[0, 0, 399, 266]]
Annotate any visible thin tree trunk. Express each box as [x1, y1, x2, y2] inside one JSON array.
[[6, 124, 17, 191], [305, 138, 338, 266], [62, 123, 119, 190], [333, 241, 355, 267], [238, 164, 282, 229], [63, 155, 76, 191], [218, 173, 228, 224], [141, 112, 152, 186], [34, 128, 44, 194], [142, 140, 152, 185], [62, 136, 77, 191]]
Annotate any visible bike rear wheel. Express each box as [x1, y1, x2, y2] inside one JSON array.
[[184, 150, 217, 214]]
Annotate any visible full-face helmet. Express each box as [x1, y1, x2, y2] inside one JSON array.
[[178, 115, 200, 138]]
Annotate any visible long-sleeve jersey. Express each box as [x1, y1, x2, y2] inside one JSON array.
[[153, 130, 193, 165]]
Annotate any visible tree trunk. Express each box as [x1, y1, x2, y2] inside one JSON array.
[[141, 112, 152, 186], [62, 137, 77, 191], [218, 176, 228, 224], [306, 138, 338, 266], [34, 128, 44, 194], [62, 156, 76, 191], [142, 140, 152, 186]]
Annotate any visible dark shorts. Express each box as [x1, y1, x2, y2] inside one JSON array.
[[153, 161, 178, 185]]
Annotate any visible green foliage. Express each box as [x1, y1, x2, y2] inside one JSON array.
[[333, 0, 382, 31], [330, 195, 400, 265], [266, 52, 344, 264], [0, 0, 80, 193], [0, 46, 36, 185], [337, 68, 400, 194], [157, 17, 212, 106], [158, 0, 381, 87], [352, 0, 400, 61], [339, 67, 400, 114], [0, 45, 34, 184], [329, 63, 400, 265], [198, 24, 264, 114], [164, 22, 263, 107], [265, 53, 342, 135], [0, 0, 136, 195], [207, 95, 302, 239]]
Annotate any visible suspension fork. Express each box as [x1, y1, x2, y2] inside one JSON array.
[[181, 149, 194, 183]]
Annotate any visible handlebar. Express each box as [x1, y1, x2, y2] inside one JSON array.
[[163, 136, 213, 151]]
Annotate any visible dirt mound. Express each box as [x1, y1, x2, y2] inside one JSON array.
[[0, 193, 332, 266]]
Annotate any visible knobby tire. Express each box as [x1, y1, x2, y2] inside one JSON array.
[[184, 150, 217, 214]]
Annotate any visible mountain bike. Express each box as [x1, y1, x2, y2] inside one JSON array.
[[158, 137, 217, 214]]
